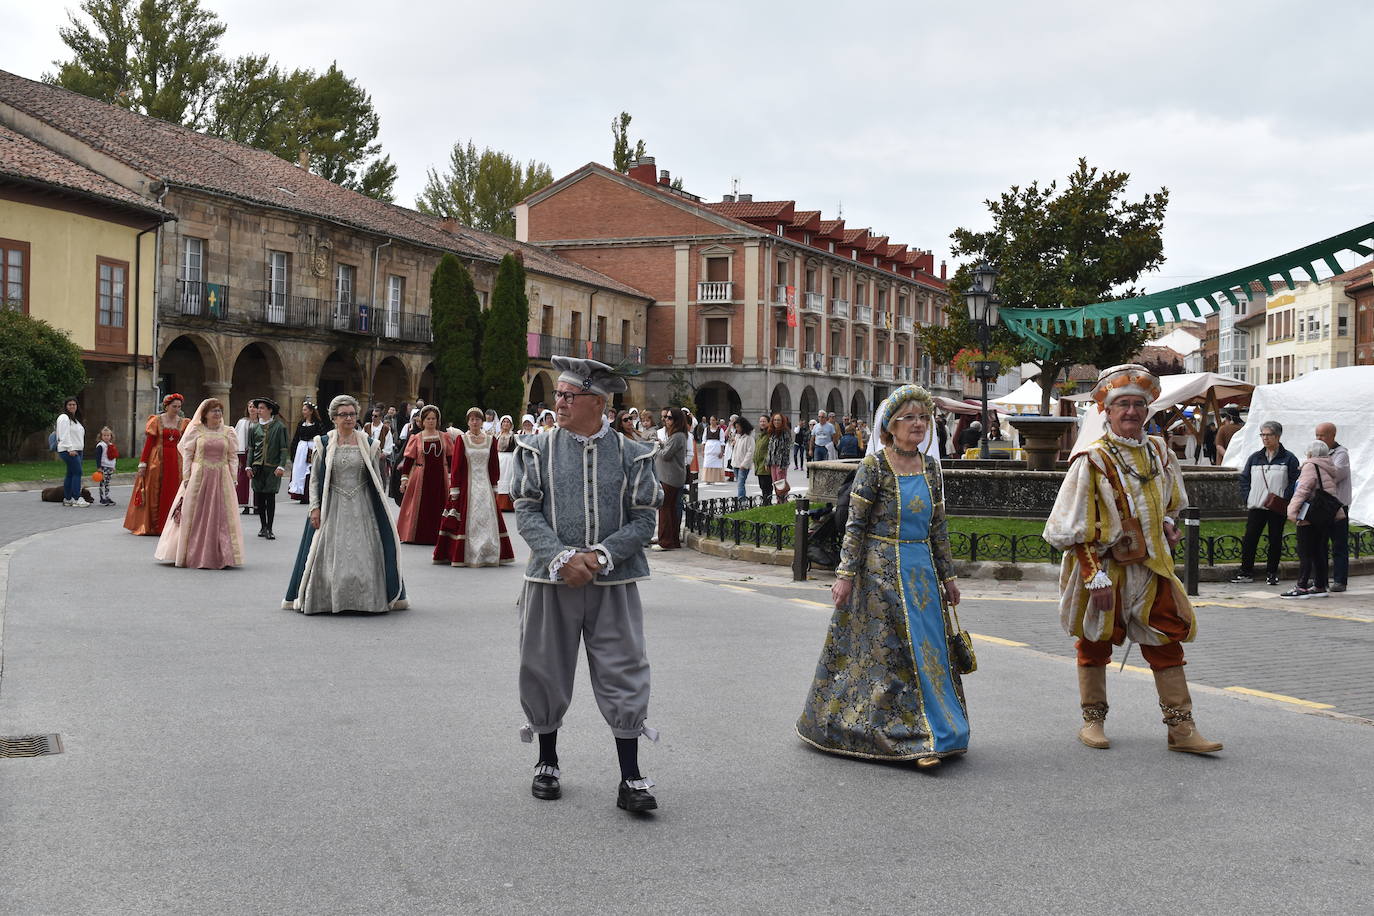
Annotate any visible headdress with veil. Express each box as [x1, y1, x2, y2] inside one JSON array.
[[179, 398, 228, 465], [866, 384, 938, 458]]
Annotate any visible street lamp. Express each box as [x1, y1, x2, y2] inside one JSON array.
[[964, 262, 1001, 460]]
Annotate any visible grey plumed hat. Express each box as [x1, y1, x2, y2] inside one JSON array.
[[552, 355, 627, 397]]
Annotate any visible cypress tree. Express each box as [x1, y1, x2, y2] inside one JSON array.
[[481, 253, 530, 420], [430, 253, 483, 413]]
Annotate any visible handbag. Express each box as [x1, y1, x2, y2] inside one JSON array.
[[1259, 463, 1289, 515], [946, 601, 977, 675], [1099, 458, 1148, 564], [1304, 466, 1343, 527]]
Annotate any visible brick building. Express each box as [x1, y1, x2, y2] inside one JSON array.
[[516, 157, 958, 422], [0, 69, 650, 433], [1335, 261, 1373, 365]]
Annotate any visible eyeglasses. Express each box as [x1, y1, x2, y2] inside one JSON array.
[[553, 390, 597, 403], [334, 411, 357, 419], [1111, 400, 1149, 411], [891, 414, 930, 424]]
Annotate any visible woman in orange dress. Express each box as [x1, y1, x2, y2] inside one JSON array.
[[395, 405, 453, 545], [124, 393, 189, 536]]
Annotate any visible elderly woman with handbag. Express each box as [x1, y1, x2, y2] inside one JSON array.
[[1231, 420, 1300, 586], [1281, 440, 1347, 599], [796, 385, 970, 769]]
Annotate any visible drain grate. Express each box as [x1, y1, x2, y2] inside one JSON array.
[[0, 735, 64, 758]]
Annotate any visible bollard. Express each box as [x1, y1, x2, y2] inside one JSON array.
[[792, 497, 810, 581], [1183, 504, 1201, 597]]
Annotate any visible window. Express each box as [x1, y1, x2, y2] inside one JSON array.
[[706, 256, 729, 282], [1, 238, 29, 313], [95, 257, 129, 352], [386, 275, 404, 336], [181, 237, 204, 314], [596, 315, 608, 343], [541, 305, 554, 337], [776, 260, 788, 285], [266, 250, 289, 322], [334, 263, 356, 329], [621, 319, 632, 348], [706, 317, 728, 345], [806, 267, 817, 293], [1338, 306, 1349, 337], [570, 310, 582, 343]]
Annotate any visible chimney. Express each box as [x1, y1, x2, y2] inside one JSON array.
[[721, 194, 736, 202], [940, 260, 947, 280], [738, 193, 753, 202], [440, 215, 457, 233], [659, 169, 671, 186], [297, 148, 310, 171], [627, 155, 657, 185], [914, 251, 935, 274]]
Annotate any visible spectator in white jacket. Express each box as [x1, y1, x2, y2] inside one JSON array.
[[55, 396, 90, 507], [729, 416, 756, 499]]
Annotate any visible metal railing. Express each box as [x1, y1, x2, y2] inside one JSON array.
[[697, 344, 733, 365], [169, 279, 230, 318], [530, 334, 642, 364], [255, 290, 323, 328], [697, 281, 733, 301], [389, 311, 431, 343]]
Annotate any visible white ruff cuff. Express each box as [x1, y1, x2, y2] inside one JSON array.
[[1087, 570, 1112, 590]]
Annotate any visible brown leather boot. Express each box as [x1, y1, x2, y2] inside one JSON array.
[[1153, 666, 1223, 754], [1077, 666, 1110, 749]]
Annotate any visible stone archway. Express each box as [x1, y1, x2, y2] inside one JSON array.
[[799, 385, 819, 420], [769, 382, 792, 418], [850, 390, 869, 422], [230, 341, 285, 420], [372, 356, 409, 410], [526, 370, 554, 413], [418, 363, 436, 405], [159, 334, 213, 404], [317, 349, 363, 407], [826, 387, 845, 416], [694, 381, 741, 423]]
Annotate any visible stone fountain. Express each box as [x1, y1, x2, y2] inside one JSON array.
[[1004, 415, 1078, 471]]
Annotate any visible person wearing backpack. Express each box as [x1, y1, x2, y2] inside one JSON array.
[[1280, 440, 1346, 599]]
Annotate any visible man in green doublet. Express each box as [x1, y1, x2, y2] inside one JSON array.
[[247, 396, 290, 539]]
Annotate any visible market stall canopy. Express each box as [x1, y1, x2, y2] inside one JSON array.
[[990, 380, 1056, 413], [1070, 372, 1254, 457], [1221, 366, 1373, 526], [933, 396, 982, 416]]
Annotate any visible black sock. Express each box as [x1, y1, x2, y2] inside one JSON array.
[[538, 730, 558, 767], [255, 493, 266, 529], [615, 737, 641, 781], [264, 494, 276, 532]]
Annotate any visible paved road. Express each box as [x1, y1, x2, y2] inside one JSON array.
[[2, 500, 1372, 914]]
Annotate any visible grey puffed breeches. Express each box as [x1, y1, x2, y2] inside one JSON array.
[[519, 581, 650, 740]]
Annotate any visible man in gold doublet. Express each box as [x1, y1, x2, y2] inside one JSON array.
[[1044, 364, 1222, 755]]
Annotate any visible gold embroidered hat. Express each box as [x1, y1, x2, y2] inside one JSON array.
[[1092, 363, 1161, 408]]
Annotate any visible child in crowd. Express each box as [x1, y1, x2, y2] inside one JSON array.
[[95, 426, 119, 506]]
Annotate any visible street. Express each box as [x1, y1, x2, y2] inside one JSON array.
[[1, 488, 1372, 915]]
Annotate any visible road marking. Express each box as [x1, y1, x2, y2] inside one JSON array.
[[962, 596, 1059, 603], [970, 633, 1028, 647], [1122, 664, 1153, 674], [718, 584, 757, 594], [1225, 686, 1334, 709], [1308, 612, 1372, 623], [789, 598, 832, 609]]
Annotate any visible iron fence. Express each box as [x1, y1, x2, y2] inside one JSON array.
[[684, 497, 1374, 567]]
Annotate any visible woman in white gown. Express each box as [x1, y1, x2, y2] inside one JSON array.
[[494, 414, 516, 511], [433, 408, 515, 567]]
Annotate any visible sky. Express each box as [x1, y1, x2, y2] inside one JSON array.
[[6, 0, 1374, 292]]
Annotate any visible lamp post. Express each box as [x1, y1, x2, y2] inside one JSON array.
[[964, 262, 1000, 460]]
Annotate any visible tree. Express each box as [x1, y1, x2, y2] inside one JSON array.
[[48, 0, 227, 128], [415, 141, 552, 237], [430, 255, 483, 412], [481, 253, 530, 419], [610, 111, 647, 172], [939, 158, 1169, 413], [0, 311, 89, 460]]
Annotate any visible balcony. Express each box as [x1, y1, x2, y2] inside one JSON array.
[[830, 298, 849, 320], [853, 358, 871, 376], [774, 285, 790, 305], [382, 311, 432, 344], [896, 365, 913, 383], [896, 314, 914, 334], [169, 279, 229, 319], [830, 355, 849, 374], [802, 351, 825, 371], [802, 291, 825, 314], [855, 304, 873, 324], [876, 363, 894, 380], [330, 299, 376, 334], [876, 311, 892, 330], [697, 281, 734, 302], [696, 344, 733, 365], [773, 346, 798, 368], [256, 290, 323, 329], [527, 336, 644, 364]]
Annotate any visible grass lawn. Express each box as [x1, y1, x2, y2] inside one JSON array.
[[718, 500, 1303, 542], [0, 457, 144, 486]]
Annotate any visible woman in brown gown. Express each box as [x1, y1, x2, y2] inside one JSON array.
[[395, 405, 453, 545]]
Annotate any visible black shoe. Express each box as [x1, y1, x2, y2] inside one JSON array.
[[242, 507, 253, 515], [1330, 582, 1347, 593], [1266, 575, 1279, 586], [531, 762, 561, 800], [257, 530, 268, 538], [265, 531, 276, 540], [616, 777, 657, 812]]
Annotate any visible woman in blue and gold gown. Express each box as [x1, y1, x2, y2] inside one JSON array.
[[796, 385, 969, 768]]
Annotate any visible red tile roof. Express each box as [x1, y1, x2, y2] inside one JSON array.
[[1330, 259, 1374, 286], [0, 69, 648, 300], [841, 228, 870, 245], [789, 209, 821, 229], [0, 123, 171, 216], [705, 199, 795, 221]]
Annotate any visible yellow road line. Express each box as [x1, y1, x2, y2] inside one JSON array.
[[1122, 664, 1152, 674], [1309, 612, 1372, 623], [962, 596, 1059, 603], [790, 598, 833, 609], [718, 584, 757, 594], [1225, 686, 1334, 709], [969, 633, 1028, 647]]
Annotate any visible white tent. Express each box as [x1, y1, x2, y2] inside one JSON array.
[[990, 380, 1053, 413], [1070, 371, 1254, 459], [1146, 327, 1204, 355], [1220, 366, 1374, 526]]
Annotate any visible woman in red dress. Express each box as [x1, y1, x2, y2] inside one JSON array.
[[124, 393, 189, 536], [433, 408, 514, 567], [395, 405, 453, 545]]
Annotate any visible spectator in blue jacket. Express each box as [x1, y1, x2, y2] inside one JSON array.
[[1230, 420, 1300, 585]]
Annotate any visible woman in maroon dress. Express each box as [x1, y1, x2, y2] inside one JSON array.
[[395, 405, 453, 545]]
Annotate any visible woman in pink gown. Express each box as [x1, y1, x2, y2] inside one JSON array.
[[155, 398, 245, 569]]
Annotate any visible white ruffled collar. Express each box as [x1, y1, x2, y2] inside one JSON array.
[[567, 418, 612, 445]]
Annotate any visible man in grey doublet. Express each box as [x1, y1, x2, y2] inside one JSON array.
[[511, 355, 663, 813]]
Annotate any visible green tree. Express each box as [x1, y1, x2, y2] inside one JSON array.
[[0, 311, 89, 460], [938, 158, 1168, 413], [610, 111, 647, 172], [48, 0, 227, 128], [481, 253, 530, 419], [206, 53, 299, 150], [430, 254, 483, 412], [416, 141, 552, 237]]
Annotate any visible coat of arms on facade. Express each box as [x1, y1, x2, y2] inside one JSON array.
[[309, 233, 333, 278]]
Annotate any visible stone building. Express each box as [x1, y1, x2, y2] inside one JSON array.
[[0, 69, 650, 433], [516, 157, 959, 422]]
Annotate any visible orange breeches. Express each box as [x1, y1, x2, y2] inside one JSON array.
[[1076, 575, 1189, 670]]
